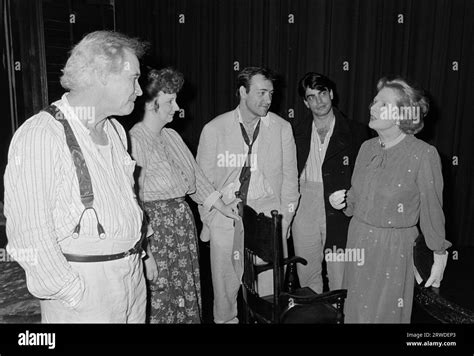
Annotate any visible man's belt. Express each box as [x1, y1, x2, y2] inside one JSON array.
[[63, 243, 142, 263]]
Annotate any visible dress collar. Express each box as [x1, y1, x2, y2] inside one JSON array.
[[379, 132, 407, 149]]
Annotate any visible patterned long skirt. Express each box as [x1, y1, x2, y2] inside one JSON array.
[[143, 197, 201, 323]]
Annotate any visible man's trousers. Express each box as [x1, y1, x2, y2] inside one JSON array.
[[292, 181, 344, 293], [40, 252, 146, 323]]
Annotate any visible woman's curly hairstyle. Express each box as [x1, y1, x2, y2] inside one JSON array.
[[141, 67, 184, 103], [376, 76, 429, 135]]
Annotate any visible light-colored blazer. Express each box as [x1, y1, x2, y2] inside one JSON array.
[[196, 107, 299, 242]]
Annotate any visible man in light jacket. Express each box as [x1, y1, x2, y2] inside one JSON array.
[[197, 67, 299, 324]]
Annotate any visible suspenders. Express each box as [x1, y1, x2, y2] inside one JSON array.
[[42, 104, 144, 262], [42, 104, 105, 239], [42, 105, 94, 208]]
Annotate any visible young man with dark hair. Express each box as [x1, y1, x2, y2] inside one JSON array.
[[292, 72, 369, 293]]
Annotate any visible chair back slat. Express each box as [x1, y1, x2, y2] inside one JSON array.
[[241, 205, 283, 323], [243, 207, 276, 262]]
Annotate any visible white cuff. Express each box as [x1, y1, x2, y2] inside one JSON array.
[[203, 191, 222, 212], [433, 250, 448, 268], [146, 224, 154, 238]]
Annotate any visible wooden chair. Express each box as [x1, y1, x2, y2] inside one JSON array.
[[239, 204, 347, 324]]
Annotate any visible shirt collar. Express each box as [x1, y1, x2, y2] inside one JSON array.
[[57, 93, 92, 133], [58, 93, 113, 135], [236, 107, 270, 127], [312, 114, 336, 137]]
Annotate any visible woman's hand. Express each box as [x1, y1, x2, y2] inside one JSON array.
[[425, 251, 448, 288], [213, 198, 241, 221], [329, 189, 347, 210], [144, 255, 159, 283]]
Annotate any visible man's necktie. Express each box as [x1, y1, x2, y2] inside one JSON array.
[[232, 119, 261, 282], [237, 120, 261, 205]]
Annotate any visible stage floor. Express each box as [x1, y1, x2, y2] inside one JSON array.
[[0, 226, 472, 324], [0, 260, 40, 323]]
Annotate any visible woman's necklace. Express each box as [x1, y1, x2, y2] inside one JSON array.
[[379, 132, 406, 149]]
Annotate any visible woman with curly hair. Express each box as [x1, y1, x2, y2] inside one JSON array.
[[129, 67, 239, 323]]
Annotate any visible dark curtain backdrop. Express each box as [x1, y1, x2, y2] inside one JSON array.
[[115, 0, 474, 247]]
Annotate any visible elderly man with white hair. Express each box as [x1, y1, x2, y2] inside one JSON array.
[[4, 31, 148, 323]]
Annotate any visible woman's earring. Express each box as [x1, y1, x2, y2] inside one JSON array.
[[145, 102, 154, 112]]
